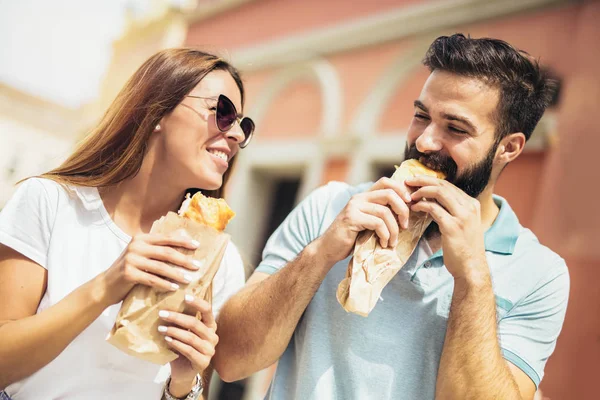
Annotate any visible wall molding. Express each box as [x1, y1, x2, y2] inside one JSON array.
[[185, 0, 258, 23], [349, 38, 433, 137], [249, 59, 343, 137], [231, 0, 573, 72]]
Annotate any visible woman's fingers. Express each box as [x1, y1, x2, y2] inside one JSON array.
[[129, 235, 201, 272], [159, 297, 217, 340], [185, 295, 216, 330], [126, 253, 194, 286], [145, 244, 201, 271], [158, 324, 216, 357], [123, 263, 181, 292], [144, 233, 200, 250], [163, 335, 212, 372], [158, 296, 219, 372]]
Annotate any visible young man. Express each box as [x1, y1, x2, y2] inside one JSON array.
[[213, 34, 570, 400]]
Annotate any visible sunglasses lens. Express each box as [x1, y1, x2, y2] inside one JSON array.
[[216, 95, 236, 132], [239, 118, 255, 148]]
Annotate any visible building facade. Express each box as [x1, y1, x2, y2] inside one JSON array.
[[186, 1, 599, 399]]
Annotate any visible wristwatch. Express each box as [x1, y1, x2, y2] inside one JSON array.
[[163, 374, 203, 400]]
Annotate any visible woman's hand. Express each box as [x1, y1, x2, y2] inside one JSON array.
[[161, 295, 219, 395], [99, 233, 201, 306]]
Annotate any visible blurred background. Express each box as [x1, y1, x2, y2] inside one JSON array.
[[1, 0, 598, 399]]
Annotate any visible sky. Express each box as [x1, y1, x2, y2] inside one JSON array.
[[0, 0, 131, 108]]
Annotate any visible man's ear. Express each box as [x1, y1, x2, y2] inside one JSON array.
[[496, 132, 526, 164]]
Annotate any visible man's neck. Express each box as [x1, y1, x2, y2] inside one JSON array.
[[424, 188, 499, 254]]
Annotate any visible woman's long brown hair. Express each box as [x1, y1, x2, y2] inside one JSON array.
[[38, 48, 244, 199]]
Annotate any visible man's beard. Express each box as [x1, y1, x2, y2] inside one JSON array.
[[403, 142, 498, 199]]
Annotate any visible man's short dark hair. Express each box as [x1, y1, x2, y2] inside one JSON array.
[[423, 33, 557, 141]]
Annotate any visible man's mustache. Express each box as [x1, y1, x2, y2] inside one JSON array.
[[404, 144, 457, 181]]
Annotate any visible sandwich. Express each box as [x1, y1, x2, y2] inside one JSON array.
[[107, 191, 234, 364], [336, 159, 445, 317]]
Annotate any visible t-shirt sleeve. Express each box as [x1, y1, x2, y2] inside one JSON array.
[[0, 178, 59, 269], [498, 260, 570, 388], [211, 241, 246, 319], [254, 183, 335, 275]]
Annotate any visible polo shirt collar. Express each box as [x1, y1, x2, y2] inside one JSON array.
[[428, 194, 520, 260], [484, 195, 520, 255]]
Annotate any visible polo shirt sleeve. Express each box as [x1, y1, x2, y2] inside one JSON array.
[[0, 178, 59, 269], [498, 260, 570, 389], [254, 183, 335, 275]]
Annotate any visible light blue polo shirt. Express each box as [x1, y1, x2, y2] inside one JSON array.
[[256, 182, 570, 400]]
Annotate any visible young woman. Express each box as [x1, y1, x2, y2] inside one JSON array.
[[0, 48, 255, 400]]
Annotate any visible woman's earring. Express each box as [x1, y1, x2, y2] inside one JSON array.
[[155, 124, 161, 132]]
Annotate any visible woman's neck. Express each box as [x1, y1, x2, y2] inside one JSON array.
[[100, 155, 185, 236]]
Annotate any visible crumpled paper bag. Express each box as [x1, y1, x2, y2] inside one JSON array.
[[106, 211, 229, 364], [336, 160, 445, 317]]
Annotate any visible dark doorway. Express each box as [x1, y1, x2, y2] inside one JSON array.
[[217, 176, 301, 400], [254, 177, 301, 267]]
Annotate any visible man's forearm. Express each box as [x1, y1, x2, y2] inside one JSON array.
[[214, 240, 332, 382], [435, 274, 521, 400]]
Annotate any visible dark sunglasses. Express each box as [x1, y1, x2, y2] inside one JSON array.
[[186, 94, 255, 148]]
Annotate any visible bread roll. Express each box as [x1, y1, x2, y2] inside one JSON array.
[[178, 192, 235, 232]]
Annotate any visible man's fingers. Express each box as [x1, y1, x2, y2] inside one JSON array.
[[410, 200, 453, 231], [361, 189, 410, 228], [410, 186, 463, 216], [404, 175, 444, 188], [355, 213, 391, 248], [370, 177, 413, 203], [358, 203, 399, 247]]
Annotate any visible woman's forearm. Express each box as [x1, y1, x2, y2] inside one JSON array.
[[0, 274, 110, 387]]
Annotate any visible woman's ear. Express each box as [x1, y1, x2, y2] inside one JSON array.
[[496, 132, 526, 164]]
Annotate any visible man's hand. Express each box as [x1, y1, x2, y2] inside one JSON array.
[[314, 177, 413, 266], [406, 176, 488, 282]]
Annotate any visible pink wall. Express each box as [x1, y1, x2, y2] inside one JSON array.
[[531, 6, 600, 397], [187, 0, 425, 51], [532, 2, 600, 259], [496, 152, 548, 228], [258, 80, 323, 138], [379, 66, 431, 133]]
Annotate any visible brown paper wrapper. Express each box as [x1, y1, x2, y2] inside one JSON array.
[[336, 160, 443, 317], [106, 211, 229, 364]]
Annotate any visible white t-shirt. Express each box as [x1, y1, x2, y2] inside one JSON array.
[[0, 178, 245, 400]]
